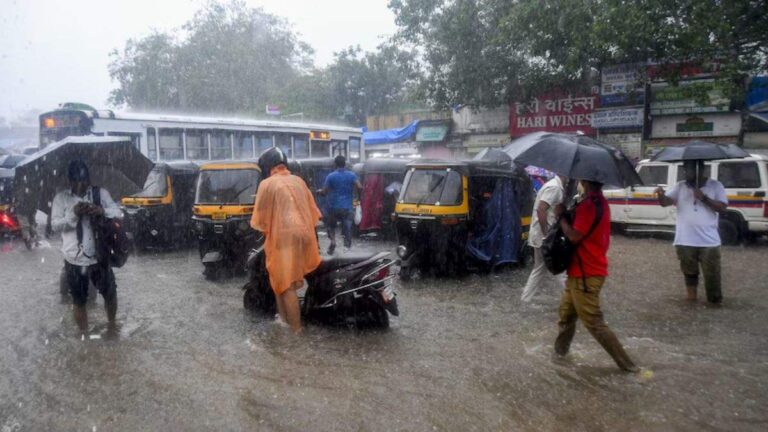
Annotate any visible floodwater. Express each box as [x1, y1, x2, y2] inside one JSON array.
[[1, 233, 767, 431]]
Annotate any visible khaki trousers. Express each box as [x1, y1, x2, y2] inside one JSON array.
[[554, 276, 636, 371]]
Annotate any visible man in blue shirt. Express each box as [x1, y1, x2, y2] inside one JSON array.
[[318, 155, 362, 254]]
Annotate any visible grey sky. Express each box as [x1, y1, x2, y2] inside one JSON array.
[[0, 0, 396, 122]]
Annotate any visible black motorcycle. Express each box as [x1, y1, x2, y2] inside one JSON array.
[[242, 242, 399, 328]]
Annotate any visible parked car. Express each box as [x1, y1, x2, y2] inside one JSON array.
[[605, 154, 768, 244]]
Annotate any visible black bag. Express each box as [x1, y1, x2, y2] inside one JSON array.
[[541, 195, 603, 275], [91, 186, 130, 268]]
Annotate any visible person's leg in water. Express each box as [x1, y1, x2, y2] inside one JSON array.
[[700, 246, 722, 304], [278, 281, 303, 334], [65, 262, 90, 335], [326, 210, 338, 255], [341, 209, 353, 249], [676, 246, 700, 301], [91, 264, 118, 330]]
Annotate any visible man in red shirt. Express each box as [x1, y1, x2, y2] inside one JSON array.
[[554, 180, 638, 372]]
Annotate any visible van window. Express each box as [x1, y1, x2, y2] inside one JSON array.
[[676, 164, 711, 183], [718, 161, 761, 188], [638, 165, 668, 186]]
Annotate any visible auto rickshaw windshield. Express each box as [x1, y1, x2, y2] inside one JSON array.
[[400, 169, 463, 205], [195, 169, 260, 205], [134, 169, 168, 198]]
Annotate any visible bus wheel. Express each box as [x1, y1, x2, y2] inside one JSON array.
[[718, 218, 740, 246]]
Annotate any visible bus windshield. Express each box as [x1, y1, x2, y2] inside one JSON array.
[[400, 169, 463, 206], [134, 169, 168, 198], [195, 169, 260, 205], [39, 111, 90, 147]]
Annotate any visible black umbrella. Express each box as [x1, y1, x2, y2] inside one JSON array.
[[651, 140, 750, 188], [13, 136, 153, 216], [501, 132, 643, 188], [650, 140, 750, 162]]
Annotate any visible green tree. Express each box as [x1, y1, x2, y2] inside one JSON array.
[[389, 0, 768, 107], [108, 0, 313, 115]]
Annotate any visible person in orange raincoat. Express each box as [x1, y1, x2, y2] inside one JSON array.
[[250, 148, 322, 334]]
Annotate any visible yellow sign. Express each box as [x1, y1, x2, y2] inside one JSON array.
[[309, 130, 331, 141]]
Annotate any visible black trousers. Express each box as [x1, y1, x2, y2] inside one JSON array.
[[64, 261, 116, 306]]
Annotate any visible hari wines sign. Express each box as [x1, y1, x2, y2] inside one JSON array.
[[509, 94, 598, 137]]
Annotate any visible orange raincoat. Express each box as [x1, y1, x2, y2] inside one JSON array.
[[250, 165, 322, 295]]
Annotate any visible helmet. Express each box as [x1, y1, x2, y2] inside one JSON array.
[[258, 147, 288, 178]]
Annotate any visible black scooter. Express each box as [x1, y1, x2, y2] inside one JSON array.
[[242, 240, 399, 328]]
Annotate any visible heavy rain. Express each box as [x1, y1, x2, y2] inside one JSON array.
[[2, 1, 768, 431]]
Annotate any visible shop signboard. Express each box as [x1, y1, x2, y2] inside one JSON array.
[[650, 80, 730, 115], [591, 108, 643, 129], [509, 93, 598, 137], [463, 133, 510, 148], [600, 63, 645, 107], [651, 113, 741, 138], [415, 122, 450, 142], [390, 142, 419, 155], [596, 132, 643, 159], [646, 61, 722, 82]]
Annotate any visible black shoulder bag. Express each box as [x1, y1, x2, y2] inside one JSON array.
[[91, 186, 130, 268], [541, 196, 603, 278]]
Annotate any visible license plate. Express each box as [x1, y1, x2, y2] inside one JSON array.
[[213, 225, 224, 234], [381, 285, 394, 302], [212, 212, 227, 220]]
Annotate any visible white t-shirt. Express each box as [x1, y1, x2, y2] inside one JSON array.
[[666, 178, 728, 247], [528, 176, 564, 248]]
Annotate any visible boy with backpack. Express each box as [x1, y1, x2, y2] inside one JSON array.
[[51, 160, 123, 336]]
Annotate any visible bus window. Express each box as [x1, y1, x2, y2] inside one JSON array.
[[256, 135, 273, 155], [210, 131, 232, 160], [331, 140, 347, 157], [147, 128, 157, 161], [185, 130, 208, 160], [310, 140, 329, 158], [294, 136, 309, 159], [159, 129, 183, 160], [349, 137, 361, 161], [275, 134, 292, 158], [107, 132, 141, 150], [234, 132, 254, 159]]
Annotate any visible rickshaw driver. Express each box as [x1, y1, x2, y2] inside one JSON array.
[[250, 148, 323, 334]]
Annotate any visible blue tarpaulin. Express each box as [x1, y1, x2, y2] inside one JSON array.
[[466, 178, 521, 266], [362, 121, 419, 145]]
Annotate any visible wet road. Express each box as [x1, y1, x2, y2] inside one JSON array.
[[1, 233, 767, 431]]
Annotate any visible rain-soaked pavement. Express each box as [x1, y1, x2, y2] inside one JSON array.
[[1, 230, 767, 431]]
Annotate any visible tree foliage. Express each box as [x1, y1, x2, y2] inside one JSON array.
[[389, 0, 768, 108], [108, 0, 418, 125]]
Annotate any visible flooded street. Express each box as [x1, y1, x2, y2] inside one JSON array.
[[1, 234, 767, 431]]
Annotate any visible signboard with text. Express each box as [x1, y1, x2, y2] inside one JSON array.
[[509, 93, 598, 137], [650, 80, 731, 115], [651, 113, 741, 138], [591, 108, 643, 129], [600, 63, 645, 107]]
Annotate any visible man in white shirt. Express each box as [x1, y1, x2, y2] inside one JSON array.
[[51, 160, 123, 335], [655, 160, 728, 304], [521, 175, 568, 302]]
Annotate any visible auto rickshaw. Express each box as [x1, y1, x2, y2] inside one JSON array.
[[192, 161, 261, 280], [0, 168, 21, 239], [356, 157, 414, 238], [121, 161, 199, 248], [394, 158, 533, 279]]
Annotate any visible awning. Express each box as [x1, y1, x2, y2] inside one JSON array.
[[363, 121, 419, 145]]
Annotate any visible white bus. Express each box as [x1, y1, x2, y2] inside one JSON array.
[[39, 103, 364, 163]]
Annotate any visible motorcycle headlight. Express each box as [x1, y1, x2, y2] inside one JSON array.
[[396, 245, 407, 258]]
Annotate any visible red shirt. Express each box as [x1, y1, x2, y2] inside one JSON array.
[[567, 191, 610, 277]]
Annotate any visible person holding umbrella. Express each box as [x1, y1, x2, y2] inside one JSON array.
[[51, 160, 123, 336], [502, 132, 641, 372], [655, 160, 729, 304]]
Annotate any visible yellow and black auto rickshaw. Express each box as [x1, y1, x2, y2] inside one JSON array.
[[192, 161, 261, 280], [394, 158, 533, 279], [121, 161, 199, 248]]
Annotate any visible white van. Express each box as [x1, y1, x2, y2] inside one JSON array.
[[605, 154, 768, 244]]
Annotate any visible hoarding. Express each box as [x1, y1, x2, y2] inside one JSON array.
[[510, 93, 598, 137]]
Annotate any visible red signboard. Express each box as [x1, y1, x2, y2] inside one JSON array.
[[509, 93, 598, 137]]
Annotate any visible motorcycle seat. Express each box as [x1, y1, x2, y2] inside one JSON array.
[[311, 252, 386, 275]]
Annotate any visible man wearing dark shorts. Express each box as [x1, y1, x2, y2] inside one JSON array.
[[318, 155, 362, 255], [51, 160, 123, 335]]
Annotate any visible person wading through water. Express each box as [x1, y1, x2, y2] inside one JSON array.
[[317, 155, 362, 255], [51, 160, 122, 336], [553, 179, 639, 372], [250, 148, 322, 334]]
